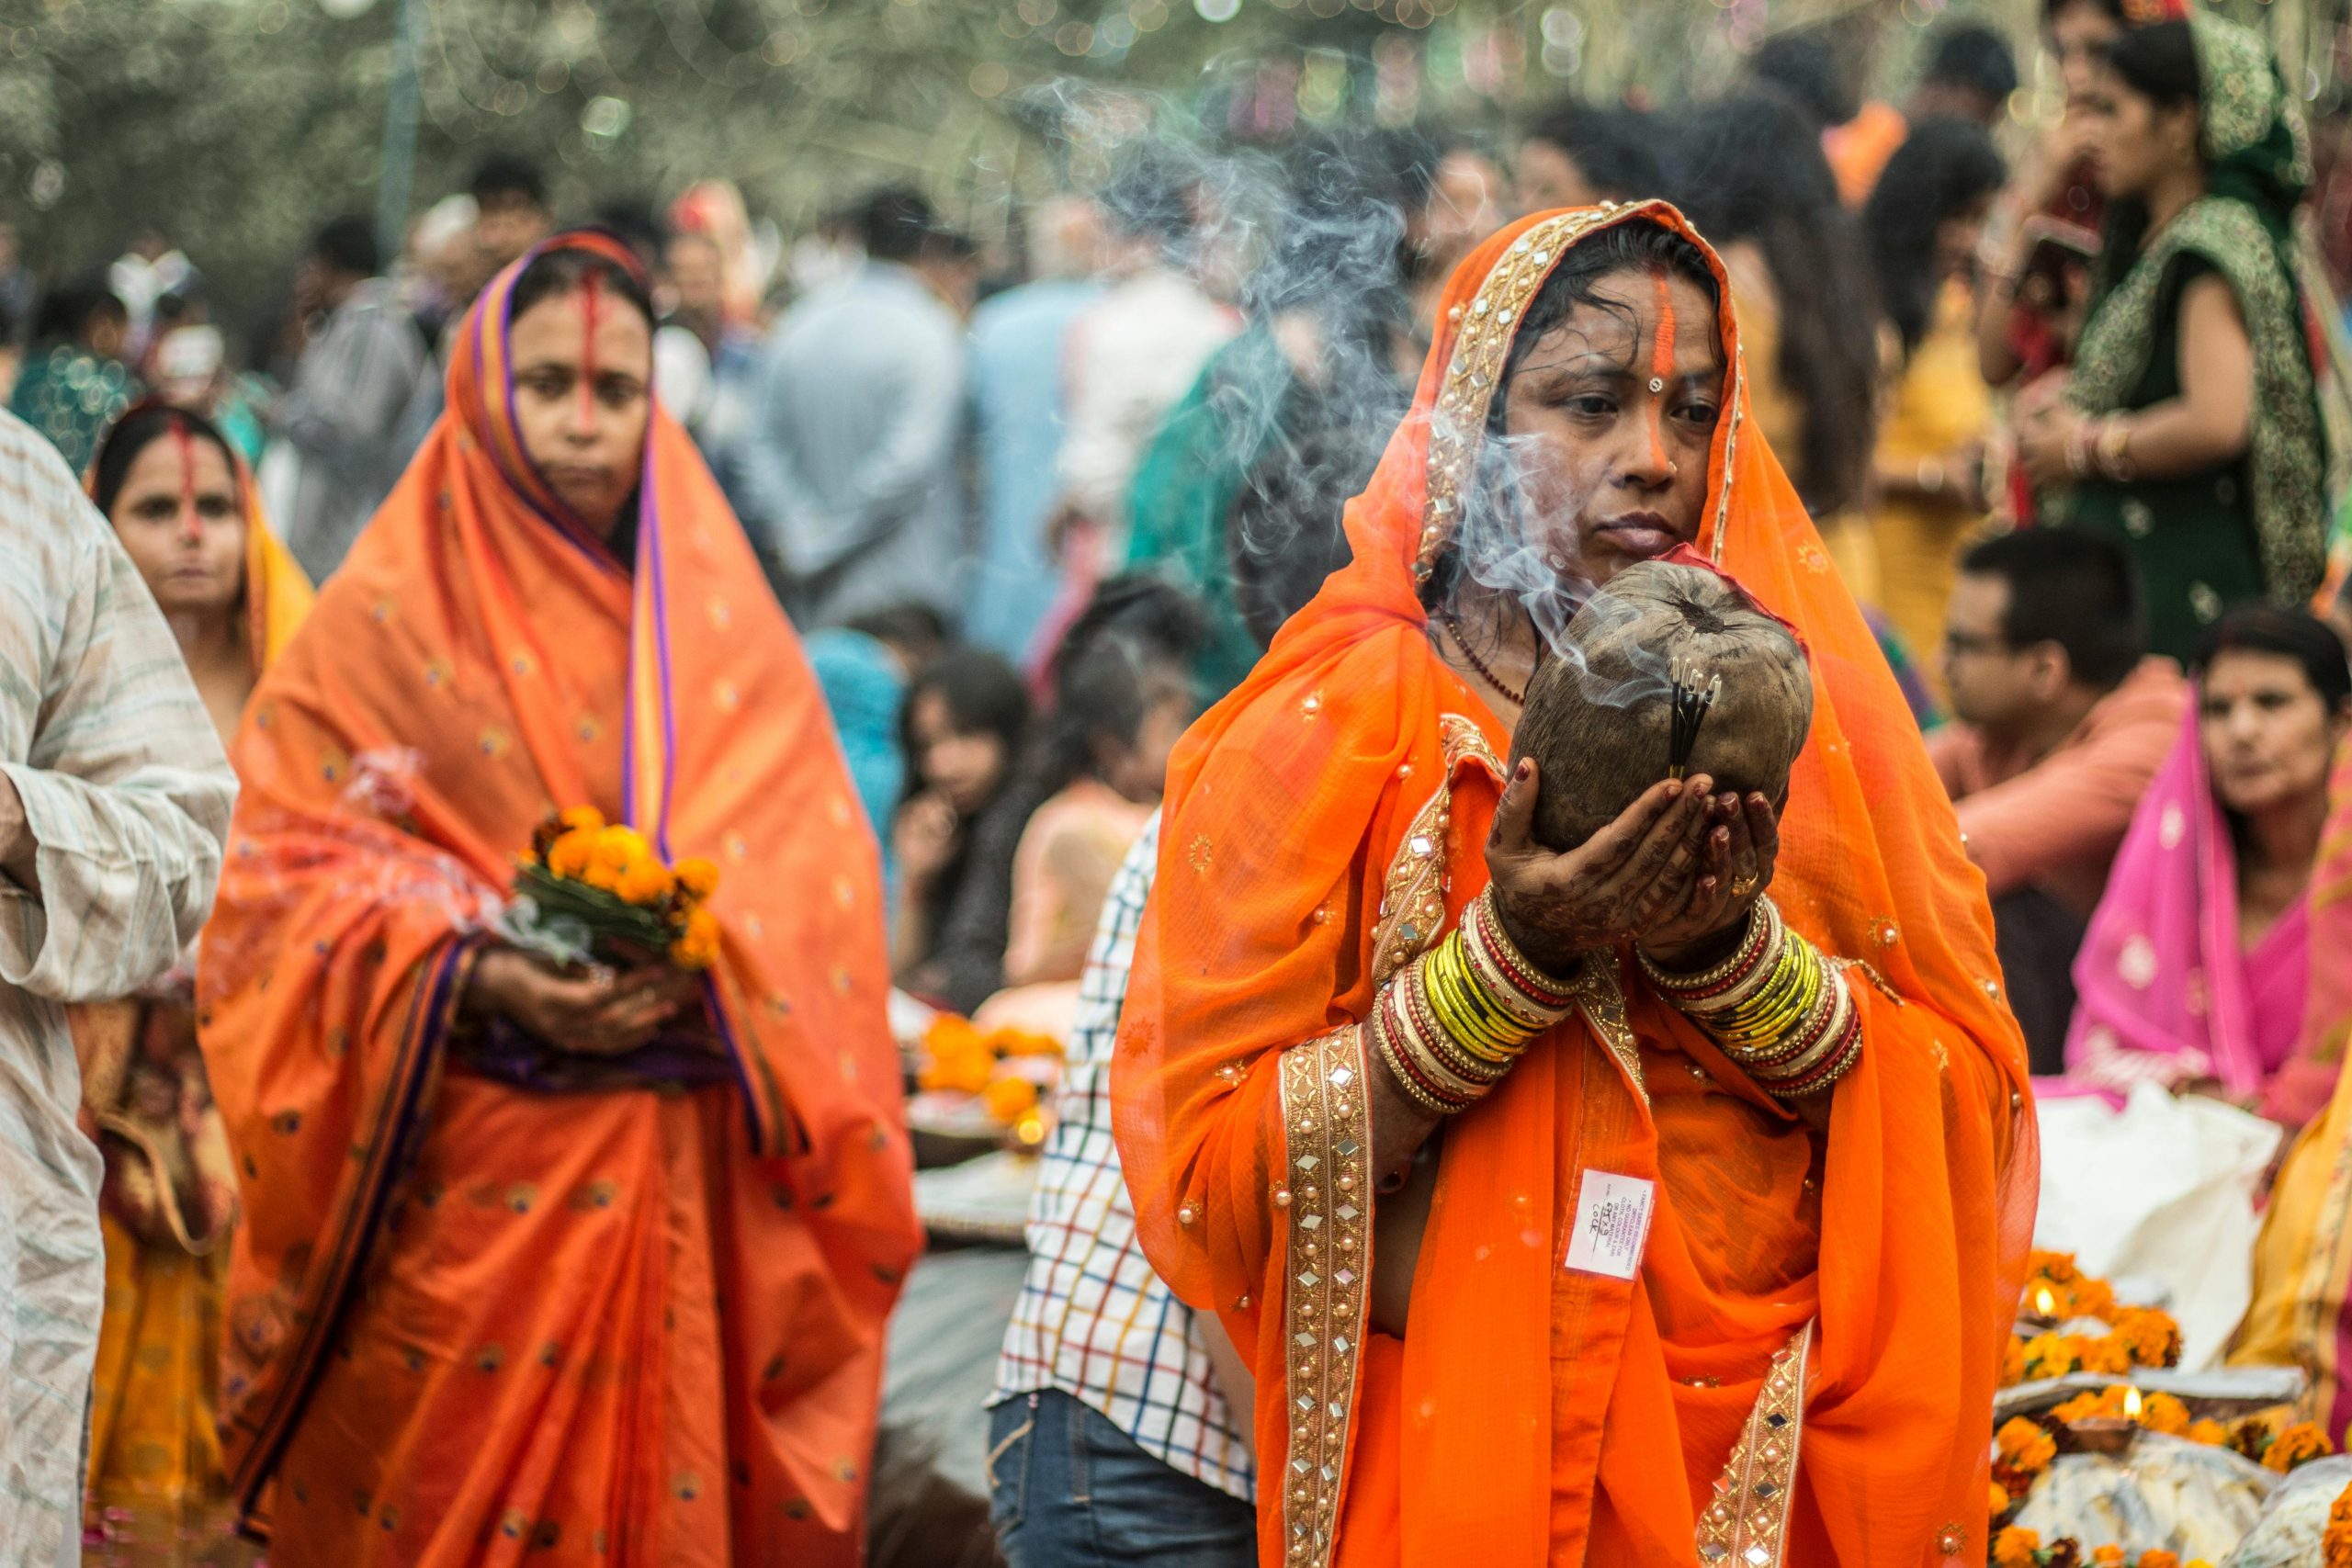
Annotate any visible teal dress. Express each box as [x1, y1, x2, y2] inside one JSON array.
[[8, 346, 135, 475], [2056, 14, 2325, 663]]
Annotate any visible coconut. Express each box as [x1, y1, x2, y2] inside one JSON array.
[[1508, 560, 1815, 852]]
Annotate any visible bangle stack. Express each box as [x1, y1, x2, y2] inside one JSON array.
[[1373, 889, 1579, 1115], [2065, 413, 2138, 483], [1639, 899, 1864, 1099]]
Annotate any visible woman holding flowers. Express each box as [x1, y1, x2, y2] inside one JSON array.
[[198, 231, 919, 1565], [1113, 204, 2036, 1567]]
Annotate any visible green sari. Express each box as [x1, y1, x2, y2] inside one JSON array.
[[2059, 13, 2325, 662]]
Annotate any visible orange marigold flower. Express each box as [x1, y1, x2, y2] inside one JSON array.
[[2052, 1390, 2115, 1425], [616, 858, 675, 906], [2187, 1418, 2228, 1447], [674, 857, 721, 901], [2091, 1548, 2125, 1567], [1990, 1481, 2014, 1518], [1993, 1526, 2041, 1568], [669, 906, 722, 971], [2001, 1336, 2028, 1388], [592, 824, 650, 874], [2266, 1421, 2335, 1473], [547, 828, 595, 880], [2136, 1392, 2190, 1438], [2138, 1553, 2178, 1568], [2323, 1478, 2352, 1567], [2071, 1276, 2117, 1318], [2076, 1336, 2133, 1376], [560, 806, 606, 835], [982, 1075, 1039, 1123], [2111, 1306, 2183, 1370], [2029, 1250, 2080, 1284], [1996, 1416, 2057, 1473], [995, 1028, 1066, 1060]]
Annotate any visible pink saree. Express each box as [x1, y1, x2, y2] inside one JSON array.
[[2064, 707, 2322, 1124]]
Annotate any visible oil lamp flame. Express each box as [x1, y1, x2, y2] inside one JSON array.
[[2122, 1388, 2143, 1420], [2034, 1286, 2057, 1317]]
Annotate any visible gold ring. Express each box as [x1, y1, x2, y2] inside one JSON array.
[[1730, 874, 1760, 898]]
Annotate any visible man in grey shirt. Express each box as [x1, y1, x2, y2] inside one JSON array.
[[738, 187, 968, 629], [265, 214, 427, 583]]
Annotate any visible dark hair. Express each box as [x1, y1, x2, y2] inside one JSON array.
[[470, 152, 548, 209], [1098, 145, 1198, 253], [1863, 118, 2007, 355], [1668, 92, 1881, 517], [2195, 604, 2352, 712], [89, 403, 239, 518], [509, 236, 657, 325], [1035, 575, 1207, 797], [845, 602, 949, 665], [2041, 0, 2129, 28], [2090, 21, 2202, 280], [1921, 24, 2021, 107], [591, 197, 668, 272], [32, 274, 127, 350], [1523, 103, 1667, 205], [899, 650, 1031, 808], [1750, 32, 1858, 128], [1228, 425, 1364, 650], [1419, 219, 1723, 634], [859, 186, 940, 265], [1958, 527, 2145, 688], [311, 214, 380, 280], [1252, 128, 1439, 316]]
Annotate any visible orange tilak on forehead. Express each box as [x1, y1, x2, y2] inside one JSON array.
[[578, 271, 603, 425], [1648, 271, 1677, 388], [167, 416, 198, 521]]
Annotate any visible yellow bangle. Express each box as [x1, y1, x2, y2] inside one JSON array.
[[1426, 932, 1534, 1064]]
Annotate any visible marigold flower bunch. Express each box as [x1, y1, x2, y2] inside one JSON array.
[[918, 1015, 1064, 1136], [511, 807, 723, 970], [1993, 1533, 2202, 1568], [2000, 1258, 2181, 1389]]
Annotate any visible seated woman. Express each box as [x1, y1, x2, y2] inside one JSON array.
[[1113, 205, 2033, 1566], [75, 401, 311, 1551], [2064, 604, 2352, 1124], [981, 578, 1204, 1037], [2015, 15, 2325, 662], [890, 650, 1033, 1011], [199, 231, 920, 1565]]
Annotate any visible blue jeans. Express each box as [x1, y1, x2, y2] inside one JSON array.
[[986, 1391, 1259, 1568]]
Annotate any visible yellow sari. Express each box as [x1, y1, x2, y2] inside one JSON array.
[[76, 408, 313, 1559]]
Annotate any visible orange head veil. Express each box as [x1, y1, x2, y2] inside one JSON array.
[[1113, 203, 2033, 1566]]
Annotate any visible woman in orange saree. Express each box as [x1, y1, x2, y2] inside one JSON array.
[[198, 231, 920, 1566], [76, 402, 312, 1560], [1113, 202, 2037, 1567]]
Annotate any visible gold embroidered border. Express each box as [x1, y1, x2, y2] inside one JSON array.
[[1277, 1027, 1374, 1568], [1695, 1320, 1815, 1568], [1573, 952, 1647, 1106], [1367, 715, 1503, 987], [1413, 199, 1751, 578]]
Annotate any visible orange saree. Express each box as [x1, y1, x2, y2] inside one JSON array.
[[77, 413, 313, 1555], [1112, 204, 2037, 1568], [199, 232, 920, 1566]]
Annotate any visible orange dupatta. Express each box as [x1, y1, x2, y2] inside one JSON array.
[[200, 231, 919, 1565], [1112, 204, 2036, 1568]]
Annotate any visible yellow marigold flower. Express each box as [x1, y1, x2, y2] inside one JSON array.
[[995, 1028, 1066, 1060], [1992, 1526, 2041, 1568], [674, 857, 720, 901], [982, 1075, 1039, 1124], [2187, 1418, 2228, 1447], [560, 806, 605, 835], [2137, 1392, 2190, 1438], [1989, 1481, 2013, 1518], [669, 906, 721, 971], [616, 858, 675, 907], [2021, 1332, 2079, 1379], [2266, 1421, 2335, 1473], [547, 828, 595, 880], [593, 824, 650, 872]]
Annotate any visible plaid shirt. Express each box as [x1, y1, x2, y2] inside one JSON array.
[[990, 815, 1256, 1501]]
